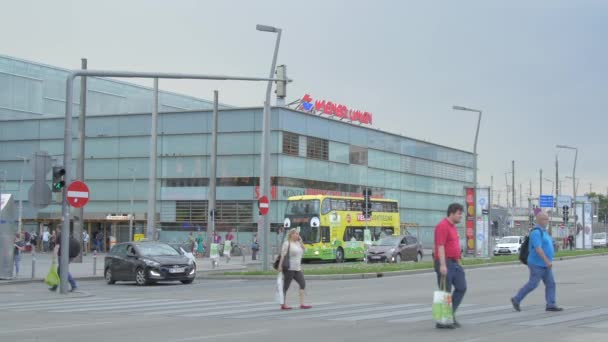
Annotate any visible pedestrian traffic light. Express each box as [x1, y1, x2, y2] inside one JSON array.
[[52, 166, 65, 192], [562, 205, 569, 223], [275, 65, 287, 99]]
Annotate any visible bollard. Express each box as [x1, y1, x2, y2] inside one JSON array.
[[31, 248, 36, 279], [93, 250, 97, 276], [242, 246, 246, 264]]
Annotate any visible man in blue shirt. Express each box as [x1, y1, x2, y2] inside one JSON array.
[[511, 212, 563, 312]]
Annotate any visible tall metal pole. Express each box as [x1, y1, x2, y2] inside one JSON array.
[[17, 157, 27, 234], [573, 148, 579, 248], [512, 161, 516, 209], [146, 78, 159, 240], [258, 25, 282, 272], [129, 168, 135, 242], [472, 111, 481, 192], [60, 76, 75, 294], [74, 58, 87, 263], [556, 155, 559, 209], [207, 91, 218, 254]]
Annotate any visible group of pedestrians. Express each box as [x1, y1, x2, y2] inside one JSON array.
[[434, 204, 563, 329]]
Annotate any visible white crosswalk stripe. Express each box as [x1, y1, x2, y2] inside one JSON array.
[[2, 298, 607, 329]]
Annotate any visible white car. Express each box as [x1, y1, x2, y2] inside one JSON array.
[[593, 233, 607, 248], [493, 236, 523, 256]]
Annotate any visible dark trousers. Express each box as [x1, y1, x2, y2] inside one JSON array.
[[283, 270, 306, 294], [434, 259, 467, 314], [251, 248, 258, 260]]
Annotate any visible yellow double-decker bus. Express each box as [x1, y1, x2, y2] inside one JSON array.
[[283, 195, 401, 262]]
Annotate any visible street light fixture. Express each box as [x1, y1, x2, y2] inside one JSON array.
[[453, 106, 483, 191], [558, 144, 579, 247], [257, 24, 282, 271]]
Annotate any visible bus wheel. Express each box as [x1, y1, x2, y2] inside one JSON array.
[[335, 248, 345, 263]]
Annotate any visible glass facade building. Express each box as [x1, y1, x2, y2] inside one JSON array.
[[0, 56, 474, 248]]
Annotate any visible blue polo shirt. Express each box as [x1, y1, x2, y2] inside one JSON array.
[[528, 226, 554, 267]]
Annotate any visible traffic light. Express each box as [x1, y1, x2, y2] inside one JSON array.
[[52, 166, 65, 192], [275, 65, 287, 99], [362, 189, 372, 219], [562, 205, 569, 223]]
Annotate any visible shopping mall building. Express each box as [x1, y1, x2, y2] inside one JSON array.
[[0, 55, 474, 248]]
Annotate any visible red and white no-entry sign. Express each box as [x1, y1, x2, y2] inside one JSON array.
[[66, 180, 90, 208], [258, 196, 269, 216]]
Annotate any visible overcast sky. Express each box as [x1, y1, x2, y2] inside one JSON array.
[[2, 0, 606, 205]]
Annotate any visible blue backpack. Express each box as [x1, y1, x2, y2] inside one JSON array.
[[519, 228, 543, 265]]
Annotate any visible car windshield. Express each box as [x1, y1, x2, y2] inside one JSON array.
[[499, 237, 520, 244], [377, 237, 400, 246], [137, 243, 181, 256], [593, 233, 606, 239]]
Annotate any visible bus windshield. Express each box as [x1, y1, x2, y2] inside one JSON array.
[[285, 200, 320, 216], [299, 224, 320, 244]]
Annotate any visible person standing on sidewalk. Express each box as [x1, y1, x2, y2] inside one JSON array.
[[251, 233, 259, 261], [434, 203, 467, 329], [42, 228, 50, 252], [49, 232, 80, 292], [278, 228, 312, 310], [511, 212, 563, 312], [13, 233, 26, 278], [82, 230, 89, 256]]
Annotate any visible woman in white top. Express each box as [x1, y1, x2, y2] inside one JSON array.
[[278, 228, 312, 310]]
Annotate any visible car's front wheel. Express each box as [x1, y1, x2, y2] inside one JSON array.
[[394, 254, 402, 263], [104, 268, 116, 285], [135, 267, 149, 286], [415, 252, 422, 263]]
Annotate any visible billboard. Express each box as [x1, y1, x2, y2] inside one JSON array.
[[476, 188, 490, 258], [465, 187, 475, 256], [574, 202, 592, 250]]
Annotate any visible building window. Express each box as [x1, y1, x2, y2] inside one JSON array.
[[350, 146, 368, 165], [282, 132, 299, 156], [307, 137, 329, 160]]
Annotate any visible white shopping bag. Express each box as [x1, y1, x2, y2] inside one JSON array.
[[275, 273, 285, 305], [432, 277, 454, 325]]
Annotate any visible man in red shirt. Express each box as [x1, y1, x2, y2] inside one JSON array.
[[434, 203, 467, 329]]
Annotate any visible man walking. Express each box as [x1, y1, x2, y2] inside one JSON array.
[[511, 212, 563, 312], [434, 203, 467, 329], [49, 232, 80, 292]]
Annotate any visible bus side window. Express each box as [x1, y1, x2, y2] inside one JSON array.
[[321, 227, 330, 243], [322, 199, 331, 214]]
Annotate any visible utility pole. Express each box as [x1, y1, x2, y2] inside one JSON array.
[[512, 161, 516, 209], [146, 78, 159, 240], [207, 90, 218, 256], [74, 58, 87, 263], [555, 155, 559, 210], [520, 183, 523, 210], [491, 175, 494, 206]]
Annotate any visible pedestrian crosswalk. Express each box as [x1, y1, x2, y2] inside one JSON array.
[[2, 297, 608, 329]]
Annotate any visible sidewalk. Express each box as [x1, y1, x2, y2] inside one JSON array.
[[0, 251, 260, 284]]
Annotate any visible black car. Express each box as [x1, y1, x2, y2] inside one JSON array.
[[104, 242, 196, 286]]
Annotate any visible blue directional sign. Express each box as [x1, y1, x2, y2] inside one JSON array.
[[539, 195, 554, 208]]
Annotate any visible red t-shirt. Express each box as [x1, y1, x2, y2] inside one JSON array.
[[434, 218, 461, 260]]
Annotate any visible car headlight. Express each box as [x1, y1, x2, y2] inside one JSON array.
[[142, 259, 160, 267]]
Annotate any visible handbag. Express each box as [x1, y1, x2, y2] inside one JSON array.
[[432, 275, 454, 325], [273, 242, 291, 270], [45, 259, 59, 287]]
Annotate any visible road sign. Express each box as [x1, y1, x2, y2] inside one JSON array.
[[66, 181, 90, 208], [556, 195, 572, 209], [539, 195, 554, 208], [258, 195, 269, 216]]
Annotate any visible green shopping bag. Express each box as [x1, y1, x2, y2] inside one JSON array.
[[45, 261, 59, 287], [432, 276, 454, 325]]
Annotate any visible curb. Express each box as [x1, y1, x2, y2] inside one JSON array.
[[199, 252, 608, 281], [0, 265, 248, 286]]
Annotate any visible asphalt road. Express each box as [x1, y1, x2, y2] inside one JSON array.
[[0, 255, 607, 341]]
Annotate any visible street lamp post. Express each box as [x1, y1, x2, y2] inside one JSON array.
[[16, 156, 28, 234], [257, 24, 282, 271], [544, 178, 555, 196], [453, 106, 483, 190], [557, 145, 579, 247], [128, 167, 136, 242]]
